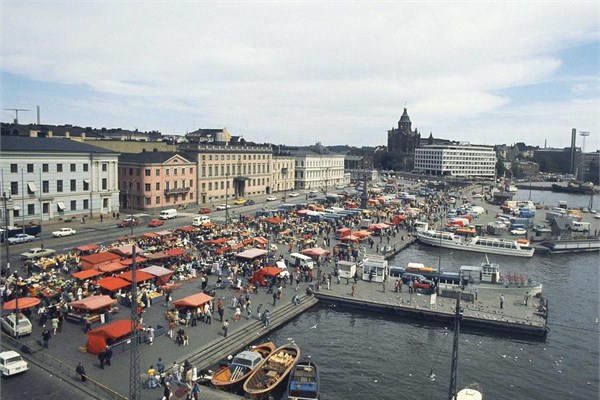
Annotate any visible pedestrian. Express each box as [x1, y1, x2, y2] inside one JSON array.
[[172, 361, 181, 383], [51, 316, 59, 335], [76, 361, 87, 382], [222, 319, 229, 337], [292, 295, 300, 306], [272, 291, 277, 306], [147, 326, 155, 345], [500, 294, 504, 309], [246, 300, 252, 319], [257, 303, 263, 320], [474, 288, 479, 301], [168, 320, 176, 339], [42, 328, 51, 348], [395, 279, 400, 293], [156, 357, 165, 375], [264, 310, 270, 327], [84, 320, 92, 333], [205, 307, 212, 325], [147, 365, 157, 388], [163, 382, 172, 400], [191, 381, 200, 400], [98, 349, 106, 369]]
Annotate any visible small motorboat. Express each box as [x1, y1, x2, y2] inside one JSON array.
[[211, 342, 275, 393], [243, 343, 300, 400], [287, 358, 320, 400]]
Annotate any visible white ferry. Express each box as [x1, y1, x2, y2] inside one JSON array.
[[416, 230, 535, 258]]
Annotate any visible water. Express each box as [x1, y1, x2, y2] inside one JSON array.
[[264, 191, 599, 400]]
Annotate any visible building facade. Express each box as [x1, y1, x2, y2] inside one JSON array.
[[0, 136, 119, 225], [271, 154, 296, 196], [414, 144, 496, 178], [118, 151, 196, 212], [387, 108, 421, 170], [288, 143, 345, 192]]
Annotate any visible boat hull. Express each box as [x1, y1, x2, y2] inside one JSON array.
[[417, 231, 535, 258], [212, 342, 276, 393], [243, 343, 300, 400], [287, 358, 320, 400]]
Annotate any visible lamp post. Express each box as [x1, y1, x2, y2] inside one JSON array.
[[3, 191, 10, 273], [129, 179, 136, 236], [282, 167, 288, 202], [225, 173, 230, 224]]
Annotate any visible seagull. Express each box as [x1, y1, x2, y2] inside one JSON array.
[[310, 323, 318, 329], [428, 369, 436, 381]]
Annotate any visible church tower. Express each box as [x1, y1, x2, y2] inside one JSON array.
[[398, 108, 412, 134]]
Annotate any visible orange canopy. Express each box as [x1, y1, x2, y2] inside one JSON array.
[[118, 270, 154, 283], [87, 319, 142, 355], [119, 256, 148, 266], [72, 269, 103, 280], [97, 277, 130, 292], [73, 244, 100, 252], [69, 295, 116, 311], [98, 261, 128, 273], [3, 297, 41, 310], [250, 266, 283, 286], [172, 293, 213, 309], [79, 252, 121, 270]]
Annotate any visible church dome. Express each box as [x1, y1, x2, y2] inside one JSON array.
[[399, 108, 411, 123]]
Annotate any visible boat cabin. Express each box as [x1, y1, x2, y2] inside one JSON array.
[[230, 351, 264, 373], [459, 263, 500, 284]]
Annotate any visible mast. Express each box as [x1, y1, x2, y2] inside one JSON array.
[[448, 293, 462, 400]]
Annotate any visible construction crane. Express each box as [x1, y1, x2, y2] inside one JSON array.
[[579, 131, 590, 153], [3, 108, 29, 124]]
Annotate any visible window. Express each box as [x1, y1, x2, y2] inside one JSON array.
[[27, 164, 34, 173], [189, 179, 193, 187], [145, 169, 151, 176], [129, 168, 133, 175], [145, 197, 151, 205], [155, 182, 160, 190], [42, 203, 49, 214], [10, 164, 17, 173], [155, 196, 160, 204], [57, 164, 63, 172], [208, 182, 212, 190], [57, 180, 63, 192], [42, 181, 49, 193], [70, 200, 77, 210], [190, 167, 193, 174], [174, 168, 178, 176], [83, 199, 89, 209], [27, 204, 35, 215], [102, 178, 107, 190], [166, 168, 170, 176], [83, 163, 89, 172], [102, 163, 107, 172], [135, 182, 140, 191], [42, 164, 49, 172], [145, 183, 151, 191], [70, 163, 76, 172], [156, 169, 160, 176], [70, 180, 76, 191], [13, 209, 19, 218], [83, 180, 89, 191]]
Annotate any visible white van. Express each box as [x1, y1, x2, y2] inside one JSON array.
[[192, 216, 211, 226], [1, 314, 33, 337], [290, 253, 314, 270], [159, 208, 178, 220]]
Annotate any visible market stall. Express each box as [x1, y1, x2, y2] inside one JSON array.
[[118, 270, 154, 284], [71, 269, 103, 281], [111, 244, 143, 257], [140, 265, 174, 285], [98, 261, 129, 273], [236, 248, 268, 260], [2, 297, 41, 310], [67, 295, 118, 324], [301, 247, 330, 257], [86, 319, 142, 355], [250, 266, 284, 286], [79, 252, 121, 271], [73, 244, 100, 255], [97, 277, 130, 292]]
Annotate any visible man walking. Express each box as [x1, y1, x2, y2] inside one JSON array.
[[264, 310, 271, 327], [42, 328, 51, 348], [222, 319, 229, 337], [500, 294, 504, 309], [104, 346, 113, 366], [76, 361, 87, 382]]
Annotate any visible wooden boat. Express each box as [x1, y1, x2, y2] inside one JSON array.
[[287, 358, 320, 400], [243, 343, 300, 400], [211, 342, 275, 393]]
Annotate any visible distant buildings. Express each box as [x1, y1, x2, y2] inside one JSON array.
[[414, 144, 496, 178], [285, 143, 345, 192], [387, 108, 421, 170]]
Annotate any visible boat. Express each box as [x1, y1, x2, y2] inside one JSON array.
[[243, 343, 300, 400], [416, 230, 535, 258], [594, 213, 600, 219], [539, 238, 600, 254], [551, 183, 597, 195], [211, 342, 276, 393], [287, 358, 320, 400]]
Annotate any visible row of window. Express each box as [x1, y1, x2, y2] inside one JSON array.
[[121, 180, 194, 192], [201, 163, 270, 177], [201, 153, 269, 161], [13, 199, 91, 217], [200, 178, 267, 192], [9, 179, 108, 195], [9, 163, 108, 173], [124, 167, 195, 177]]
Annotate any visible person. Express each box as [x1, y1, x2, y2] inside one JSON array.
[[395, 279, 400, 293], [172, 361, 181, 384], [147, 326, 155, 345], [217, 299, 225, 322], [98, 349, 106, 369], [257, 303, 263, 320], [500, 294, 504, 309], [191, 381, 200, 400], [292, 294, 300, 306], [51, 316, 59, 335], [42, 328, 51, 348], [272, 291, 277, 306], [263, 310, 270, 327], [156, 358, 165, 375], [76, 361, 87, 382], [163, 381, 171, 400], [382, 281, 386, 293], [222, 319, 229, 337], [474, 288, 479, 301], [147, 365, 157, 388]]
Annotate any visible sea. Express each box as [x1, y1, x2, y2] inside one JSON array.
[[263, 190, 600, 400]]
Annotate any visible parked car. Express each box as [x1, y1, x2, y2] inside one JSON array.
[[216, 204, 231, 210], [148, 219, 164, 227], [0, 350, 28, 377], [52, 227, 77, 237], [308, 193, 318, 198], [510, 228, 527, 235], [1, 314, 32, 337], [266, 196, 277, 201], [244, 199, 255, 206], [20, 247, 56, 260], [7, 234, 35, 245], [198, 207, 211, 214], [233, 198, 246, 205], [117, 218, 140, 228], [288, 192, 299, 197]]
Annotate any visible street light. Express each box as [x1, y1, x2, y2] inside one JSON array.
[[3, 192, 10, 273], [129, 179, 136, 236], [225, 173, 230, 224], [282, 167, 288, 202]]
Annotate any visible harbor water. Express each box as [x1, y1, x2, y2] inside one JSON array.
[[264, 191, 599, 400]]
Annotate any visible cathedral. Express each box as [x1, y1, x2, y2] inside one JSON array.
[[387, 108, 421, 170]]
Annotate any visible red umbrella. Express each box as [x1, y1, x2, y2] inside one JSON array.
[[3, 297, 41, 310]]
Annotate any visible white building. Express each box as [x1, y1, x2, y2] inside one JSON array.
[[271, 154, 295, 196], [288, 143, 345, 191], [0, 136, 120, 225], [414, 144, 496, 178]]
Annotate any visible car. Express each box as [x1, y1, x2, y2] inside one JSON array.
[[266, 196, 277, 201], [0, 350, 28, 377], [216, 204, 231, 210], [7, 234, 35, 245], [117, 218, 140, 228], [52, 227, 77, 237], [233, 198, 246, 205], [288, 192, 299, 197], [20, 247, 56, 260], [1, 314, 32, 337], [308, 193, 318, 198], [309, 189, 318, 193], [244, 199, 255, 206], [148, 219, 164, 227], [198, 207, 211, 214], [510, 228, 527, 235]]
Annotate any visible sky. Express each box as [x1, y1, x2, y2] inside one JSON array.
[[1, 1, 598, 150]]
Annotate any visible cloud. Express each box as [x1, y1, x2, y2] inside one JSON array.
[[1, 1, 598, 148]]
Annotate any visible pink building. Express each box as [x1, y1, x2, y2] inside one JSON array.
[[118, 151, 196, 212]]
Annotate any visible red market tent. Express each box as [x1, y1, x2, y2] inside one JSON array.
[[73, 244, 100, 253], [205, 237, 229, 245], [86, 319, 142, 355], [265, 217, 283, 224], [172, 293, 213, 309], [301, 247, 330, 257], [254, 237, 269, 245], [80, 252, 121, 271], [236, 248, 268, 260], [178, 226, 196, 233], [72, 269, 103, 280], [140, 265, 174, 285], [166, 248, 186, 257], [250, 266, 283, 286], [146, 251, 169, 260], [215, 246, 231, 255], [111, 244, 143, 257], [69, 295, 117, 311], [142, 232, 159, 239], [341, 234, 360, 243], [98, 261, 129, 273], [97, 277, 130, 292], [354, 230, 372, 238], [118, 270, 154, 283], [2, 297, 41, 310], [368, 223, 390, 231], [119, 256, 148, 266]]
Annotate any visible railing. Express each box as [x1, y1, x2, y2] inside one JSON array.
[[1, 332, 127, 400]]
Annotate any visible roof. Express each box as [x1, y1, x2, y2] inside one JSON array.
[[119, 151, 194, 164], [0, 136, 117, 154], [172, 293, 213, 308], [399, 107, 411, 123], [69, 295, 117, 311]]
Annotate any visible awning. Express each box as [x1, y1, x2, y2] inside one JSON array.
[[57, 201, 65, 210], [2, 297, 41, 310], [12, 205, 20, 211], [172, 293, 213, 309], [72, 269, 103, 280], [83, 179, 90, 184], [140, 265, 174, 285], [236, 248, 268, 259], [73, 244, 100, 252], [119, 256, 148, 266], [166, 248, 186, 257], [69, 295, 116, 311], [118, 270, 154, 283], [111, 244, 143, 257], [154, 230, 172, 236], [87, 319, 142, 355], [254, 237, 269, 245], [97, 277, 130, 292], [80, 252, 121, 270], [265, 217, 283, 224], [143, 232, 159, 239], [178, 226, 196, 232], [301, 247, 330, 257], [27, 181, 37, 193], [98, 261, 128, 273]]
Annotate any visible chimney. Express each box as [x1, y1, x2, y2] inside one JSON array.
[[37, 105, 40, 125], [570, 128, 577, 174]]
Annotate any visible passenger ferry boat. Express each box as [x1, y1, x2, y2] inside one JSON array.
[[416, 230, 535, 258]]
